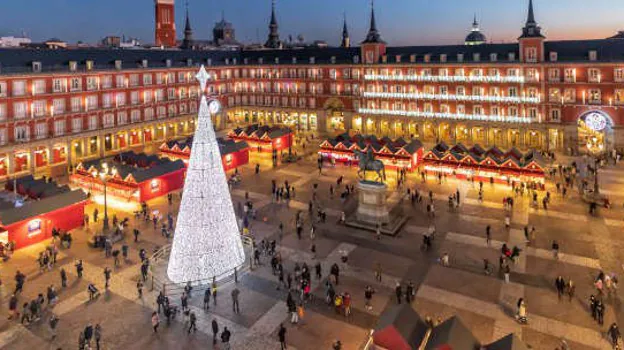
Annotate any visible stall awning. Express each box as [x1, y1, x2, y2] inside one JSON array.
[[0, 190, 87, 226], [373, 305, 429, 350]]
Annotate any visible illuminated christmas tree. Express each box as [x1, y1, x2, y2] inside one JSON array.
[[167, 65, 246, 283]]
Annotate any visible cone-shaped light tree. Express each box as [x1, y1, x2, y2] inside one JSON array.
[[167, 65, 246, 283]]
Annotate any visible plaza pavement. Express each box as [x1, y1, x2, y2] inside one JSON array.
[[1, 139, 624, 349]]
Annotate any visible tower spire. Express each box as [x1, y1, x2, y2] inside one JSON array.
[[341, 12, 350, 48], [181, 0, 194, 49], [527, 0, 536, 24], [473, 13, 478, 27], [362, 0, 385, 44], [265, 0, 281, 48], [519, 0, 544, 38]]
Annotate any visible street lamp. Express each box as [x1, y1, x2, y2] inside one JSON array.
[[92, 162, 117, 231]]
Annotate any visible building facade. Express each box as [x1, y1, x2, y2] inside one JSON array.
[[0, 0, 623, 180]]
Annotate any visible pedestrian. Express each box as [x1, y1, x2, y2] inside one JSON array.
[[212, 281, 218, 306], [552, 240, 560, 259], [596, 300, 605, 325], [203, 288, 210, 310], [94, 323, 102, 350], [567, 279, 575, 302], [555, 276, 566, 300], [76, 260, 83, 278], [84, 323, 94, 346], [374, 262, 382, 282], [441, 252, 450, 267], [395, 282, 402, 304], [20, 302, 29, 324], [49, 314, 59, 340], [590, 295, 597, 320], [504, 264, 511, 283], [151, 312, 159, 333], [278, 323, 287, 350], [608, 323, 621, 349], [331, 263, 340, 285], [212, 319, 219, 345], [364, 285, 375, 311], [60, 268, 67, 288], [287, 293, 298, 324], [137, 280, 143, 298], [8, 294, 18, 320], [221, 326, 231, 350], [486, 225, 491, 246], [14, 270, 25, 294], [188, 312, 197, 334], [406, 281, 415, 303], [504, 215, 510, 230], [231, 287, 240, 314], [315, 262, 322, 280], [104, 267, 111, 289]]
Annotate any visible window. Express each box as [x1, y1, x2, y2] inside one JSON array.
[[615, 68, 624, 83], [472, 53, 480, 62], [525, 47, 537, 62], [472, 86, 484, 96], [178, 72, 186, 83], [101, 76, 112, 89], [88, 115, 98, 130], [564, 89, 576, 103], [457, 105, 465, 115], [508, 52, 516, 61], [564, 68, 576, 83], [72, 117, 82, 133], [143, 74, 152, 86], [12, 80, 26, 96], [144, 108, 154, 120], [457, 54, 464, 62], [157, 106, 166, 118], [526, 68, 539, 82], [86, 77, 98, 90], [86, 95, 97, 111], [471, 69, 483, 77], [615, 89, 624, 105], [509, 106, 518, 116], [70, 78, 81, 91], [589, 50, 598, 61], [103, 114, 114, 128], [548, 69, 560, 82], [33, 80, 46, 94], [507, 68, 520, 77], [116, 93, 126, 106], [456, 86, 466, 96], [103, 93, 112, 108], [489, 87, 500, 96], [550, 52, 558, 62], [155, 89, 164, 102], [491, 106, 500, 116], [0, 82, 6, 97], [15, 125, 29, 141], [440, 54, 447, 63], [156, 73, 163, 84], [71, 97, 81, 112], [52, 79, 66, 93], [440, 86, 448, 95], [527, 88, 538, 98], [131, 91, 139, 105], [489, 69, 500, 77], [549, 88, 561, 102], [508, 87, 518, 97], [13, 102, 27, 119], [131, 110, 141, 123], [473, 106, 483, 115], [0, 104, 6, 121], [144, 90, 152, 104], [117, 111, 128, 125], [168, 104, 177, 116], [588, 89, 601, 104], [54, 119, 65, 136], [528, 108, 538, 118], [490, 53, 498, 62], [166, 72, 175, 84], [439, 68, 449, 77], [167, 88, 176, 100], [116, 75, 125, 88], [0, 129, 7, 145], [129, 74, 139, 87], [33, 100, 46, 117], [550, 109, 561, 122], [588, 68, 601, 83]]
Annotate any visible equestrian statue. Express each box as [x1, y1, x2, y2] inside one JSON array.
[[354, 149, 386, 183]]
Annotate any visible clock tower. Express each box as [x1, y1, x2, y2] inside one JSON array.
[[155, 0, 176, 47]]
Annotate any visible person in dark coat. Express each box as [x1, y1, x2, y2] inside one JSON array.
[[211, 319, 219, 345], [278, 323, 287, 350]]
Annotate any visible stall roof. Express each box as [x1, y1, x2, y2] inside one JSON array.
[[219, 138, 249, 154], [373, 305, 429, 350], [0, 190, 87, 226], [485, 334, 529, 350], [425, 316, 480, 350], [132, 159, 186, 183]]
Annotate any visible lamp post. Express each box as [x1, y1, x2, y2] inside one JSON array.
[[92, 162, 117, 231]]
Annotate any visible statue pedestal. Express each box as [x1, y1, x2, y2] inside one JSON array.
[[356, 180, 390, 225]]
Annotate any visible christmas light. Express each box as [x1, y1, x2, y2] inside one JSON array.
[[364, 74, 526, 83], [167, 65, 246, 283], [362, 91, 540, 104], [357, 108, 532, 123]]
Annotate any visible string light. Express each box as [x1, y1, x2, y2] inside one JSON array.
[[357, 108, 533, 123], [167, 65, 246, 283]]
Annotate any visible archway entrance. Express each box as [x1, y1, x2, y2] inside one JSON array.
[[578, 111, 614, 154]]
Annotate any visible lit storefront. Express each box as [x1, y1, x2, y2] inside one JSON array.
[[319, 134, 424, 171], [422, 142, 546, 186]]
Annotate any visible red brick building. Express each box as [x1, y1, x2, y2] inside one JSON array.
[[0, 0, 622, 181]]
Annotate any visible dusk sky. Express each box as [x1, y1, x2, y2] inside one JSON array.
[[2, 0, 624, 46]]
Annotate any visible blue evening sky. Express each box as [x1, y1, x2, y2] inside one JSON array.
[[1, 0, 623, 46]]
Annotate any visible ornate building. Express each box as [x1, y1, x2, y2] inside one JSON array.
[[264, 0, 282, 49], [465, 15, 486, 46], [0, 0, 622, 180], [154, 0, 176, 47]]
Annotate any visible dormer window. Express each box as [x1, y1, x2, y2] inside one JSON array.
[[457, 54, 464, 62], [244, 58, 249, 65], [589, 50, 598, 61], [186, 59, 193, 67], [508, 52, 516, 61], [353, 55, 359, 64], [330, 56, 336, 64], [309, 57, 315, 64], [550, 52, 558, 62], [225, 58, 230, 65], [207, 58, 212, 66], [86, 60, 94, 70], [490, 53, 497, 62], [258, 58, 264, 64], [440, 54, 447, 63], [410, 54, 416, 63], [232, 58, 237, 65], [381, 55, 387, 63], [292, 57, 297, 64], [69, 61, 78, 72], [473, 53, 480, 62], [166, 59, 172, 68], [395, 55, 401, 63], [114, 60, 122, 70], [424, 54, 431, 63], [275, 57, 279, 64], [32, 61, 42, 73], [142, 59, 148, 68]]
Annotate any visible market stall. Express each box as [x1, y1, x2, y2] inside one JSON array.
[[159, 137, 250, 172], [70, 154, 186, 203], [422, 142, 546, 187], [228, 124, 293, 154], [319, 134, 424, 171]]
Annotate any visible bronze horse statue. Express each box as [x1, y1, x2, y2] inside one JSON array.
[[354, 149, 386, 183]]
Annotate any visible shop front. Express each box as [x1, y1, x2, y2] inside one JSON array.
[[577, 110, 614, 154]]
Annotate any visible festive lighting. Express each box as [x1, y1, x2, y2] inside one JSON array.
[[357, 108, 533, 123], [167, 65, 246, 283], [362, 91, 540, 104], [364, 74, 526, 83]]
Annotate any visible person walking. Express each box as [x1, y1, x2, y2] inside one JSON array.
[[590, 295, 598, 320], [104, 267, 111, 289], [315, 262, 322, 280], [552, 240, 560, 259], [374, 262, 382, 282], [566, 279, 575, 302], [188, 312, 197, 334], [364, 286, 375, 312], [221, 326, 231, 350], [608, 323, 621, 349], [156, 291, 165, 314], [60, 268, 67, 288], [48, 314, 59, 340], [278, 323, 287, 350], [209, 319, 219, 345], [94, 323, 102, 350], [151, 312, 159, 333], [212, 281, 218, 306], [84, 323, 94, 347], [203, 288, 211, 310], [330, 263, 340, 285], [486, 225, 491, 246], [231, 288, 240, 314], [596, 299, 605, 325], [137, 280, 143, 298], [8, 294, 18, 320], [555, 276, 566, 300], [395, 282, 403, 304]]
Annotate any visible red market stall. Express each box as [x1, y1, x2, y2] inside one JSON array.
[[70, 155, 186, 203], [318, 134, 424, 171], [371, 305, 429, 350], [228, 124, 293, 153], [159, 137, 250, 171], [422, 142, 546, 187], [0, 190, 87, 249]]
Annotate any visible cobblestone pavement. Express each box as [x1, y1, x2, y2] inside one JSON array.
[[2, 139, 624, 349]]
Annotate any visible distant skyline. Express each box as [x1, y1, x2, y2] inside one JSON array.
[[1, 0, 624, 46]]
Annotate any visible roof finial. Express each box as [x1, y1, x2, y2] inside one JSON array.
[[221, 10, 225, 22], [473, 13, 478, 26], [527, 0, 536, 24]]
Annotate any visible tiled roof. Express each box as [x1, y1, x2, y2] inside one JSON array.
[[0, 190, 87, 226]]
